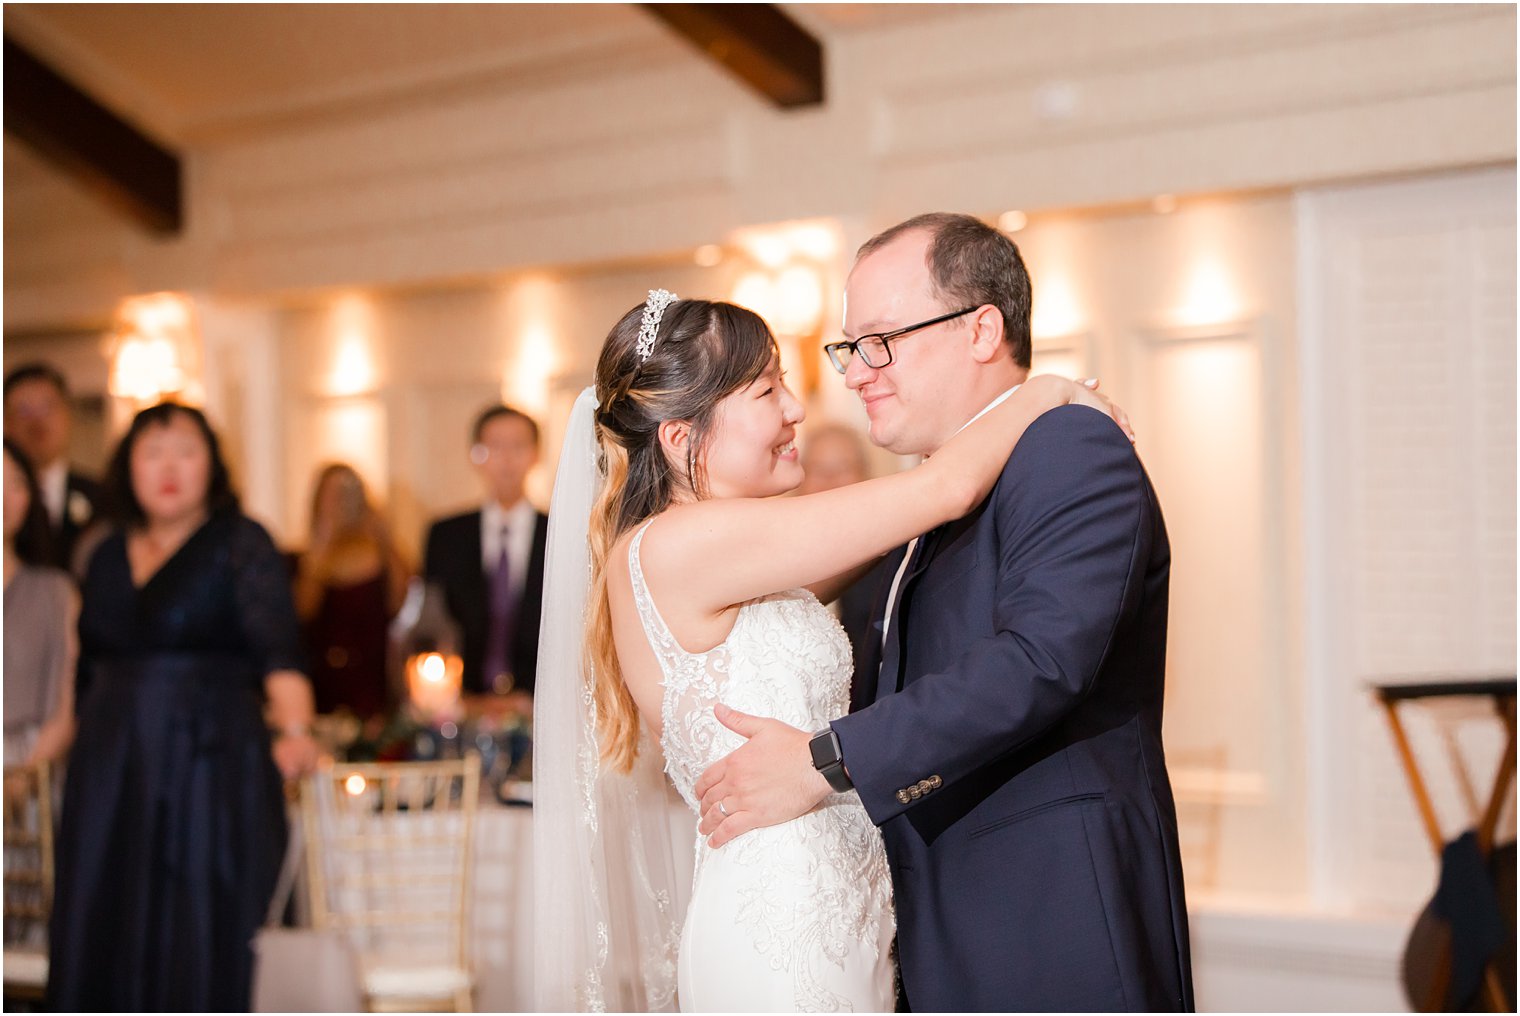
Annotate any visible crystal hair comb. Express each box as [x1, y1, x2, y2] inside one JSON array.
[[636, 289, 678, 364]]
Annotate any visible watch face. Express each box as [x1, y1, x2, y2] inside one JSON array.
[[809, 729, 838, 769]]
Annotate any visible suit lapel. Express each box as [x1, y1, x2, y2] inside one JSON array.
[[849, 547, 903, 713], [464, 511, 484, 573], [874, 526, 945, 702]]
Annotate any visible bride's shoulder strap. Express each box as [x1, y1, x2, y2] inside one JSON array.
[[627, 517, 680, 659], [626, 517, 658, 594]]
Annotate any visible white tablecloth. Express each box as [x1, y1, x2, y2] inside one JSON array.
[[471, 802, 536, 1011]]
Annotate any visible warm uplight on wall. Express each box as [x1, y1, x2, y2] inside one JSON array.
[[694, 244, 724, 267], [494, 273, 563, 419], [728, 220, 840, 336], [326, 294, 379, 396], [1176, 257, 1242, 327], [733, 264, 828, 337], [738, 232, 793, 270], [1153, 194, 1179, 215], [786, 223, 839, 262], [1030, 272, 1086, 339], [108, 292, 200, 405], [111, 335, 185, 401], [732, 271, 778, 324], [728, 219, 841, 397], [773, 265, 825, 337], [503, 323, 557, 419]]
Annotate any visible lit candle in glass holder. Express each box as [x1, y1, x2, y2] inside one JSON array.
[[406, 650, 463, 721]]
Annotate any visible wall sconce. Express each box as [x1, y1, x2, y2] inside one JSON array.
[[107, 292, 201, 405]]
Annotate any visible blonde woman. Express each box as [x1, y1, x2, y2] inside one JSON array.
[[294, 463, 408, 718]]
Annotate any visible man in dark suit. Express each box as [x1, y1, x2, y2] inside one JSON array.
[[3, 363, 102, 575], [422, 404, 548, 705], [694, 213, 1193, 1011]]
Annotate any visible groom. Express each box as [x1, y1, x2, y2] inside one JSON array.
[[694, 212, 1194, 1011]]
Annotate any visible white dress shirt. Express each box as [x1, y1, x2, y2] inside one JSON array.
[[38, 460, 68, 528], [480, 498, 537, 602], [879, 384, 1022, 648]]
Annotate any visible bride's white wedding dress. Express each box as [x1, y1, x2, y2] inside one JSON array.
[[629, 521, 896, 1013]]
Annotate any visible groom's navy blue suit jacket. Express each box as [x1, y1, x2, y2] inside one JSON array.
[[832, 405, 1194, 1012]]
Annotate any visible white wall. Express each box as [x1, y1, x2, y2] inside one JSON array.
[[4, 4, 1514, 331], [1015, 194, 1309, 901], [1298, 167, 1516, 913]]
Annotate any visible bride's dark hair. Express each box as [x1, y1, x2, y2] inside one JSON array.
[[586, 298, 777, 771]]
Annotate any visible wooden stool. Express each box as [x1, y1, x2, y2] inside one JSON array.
[[1374, 677, 1516, 1012]]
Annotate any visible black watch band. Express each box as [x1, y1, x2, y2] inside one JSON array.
[[809, 726, 853, 793]]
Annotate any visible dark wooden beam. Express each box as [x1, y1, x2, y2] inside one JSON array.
[[3, 34, 183, 234], [642, 4, 823, 108]]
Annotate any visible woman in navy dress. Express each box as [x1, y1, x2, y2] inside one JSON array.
[[48, 403, 317, 1011]]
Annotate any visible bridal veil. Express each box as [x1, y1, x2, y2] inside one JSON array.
[[532, 386, 691, 1012]]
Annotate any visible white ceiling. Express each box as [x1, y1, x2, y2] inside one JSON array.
[[3, 4, 980, 144]]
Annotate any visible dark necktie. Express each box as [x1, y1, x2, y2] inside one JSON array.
[[483, 525, 516, 693]]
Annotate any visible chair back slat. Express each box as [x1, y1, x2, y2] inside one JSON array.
[[299, 755, 479, 1006], [3, 761, 53, 951]]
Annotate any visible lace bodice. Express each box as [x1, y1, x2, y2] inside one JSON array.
[[628, 520, 852, 805], [628, 520, 893, 1012]]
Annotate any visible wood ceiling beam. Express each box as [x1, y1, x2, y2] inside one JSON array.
[[3, 33, 183, 234], [642, 4, 823, 109]]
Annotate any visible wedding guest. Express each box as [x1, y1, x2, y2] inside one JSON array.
[[48, 402, 316, 1012], [2, 439, 77, 767], [294, 463, 409, 719], [796, 423, 897, 700], [3, 363, 103, 574], [422, 404, 548, 708]]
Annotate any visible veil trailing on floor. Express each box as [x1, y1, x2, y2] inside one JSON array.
[[532, 386, 690, 1012]]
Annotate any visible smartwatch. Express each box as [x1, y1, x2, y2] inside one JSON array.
[[809, 726, 854, 793]]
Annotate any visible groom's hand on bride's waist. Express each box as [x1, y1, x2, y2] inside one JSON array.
[[694, 703, 832, 848]]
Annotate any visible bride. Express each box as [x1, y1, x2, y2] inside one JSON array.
[[533, 290, 1128, 1012]]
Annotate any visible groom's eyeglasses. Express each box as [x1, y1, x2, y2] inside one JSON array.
[[824, 306, 980, 374]]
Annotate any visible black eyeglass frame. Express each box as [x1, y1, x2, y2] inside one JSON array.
[[823, 306, 981, 374]]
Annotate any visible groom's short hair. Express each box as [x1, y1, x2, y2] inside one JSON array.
[[857, 212, 1032, 370]]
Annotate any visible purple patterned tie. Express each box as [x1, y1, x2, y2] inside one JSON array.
[[483, 526, 515, 693]]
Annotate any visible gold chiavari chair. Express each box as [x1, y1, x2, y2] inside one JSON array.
[[301, 757, 479, 1013], [3, 761, 53, 1002]]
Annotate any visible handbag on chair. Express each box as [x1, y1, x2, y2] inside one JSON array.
[[251, 820, 364, 1013]]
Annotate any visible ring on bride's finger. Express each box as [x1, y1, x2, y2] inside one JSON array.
[[717, 800, 729, 818]]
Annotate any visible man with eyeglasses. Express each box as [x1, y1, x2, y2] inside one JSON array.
[[422, 404, 548, 713], [695, 213, 1193, 1011]]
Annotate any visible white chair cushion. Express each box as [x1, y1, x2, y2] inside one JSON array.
[[362, 963, 472, 999], [3, 949, 49, 987]]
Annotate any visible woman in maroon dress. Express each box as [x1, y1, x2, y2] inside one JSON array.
[[293, 463, 409, 719]]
